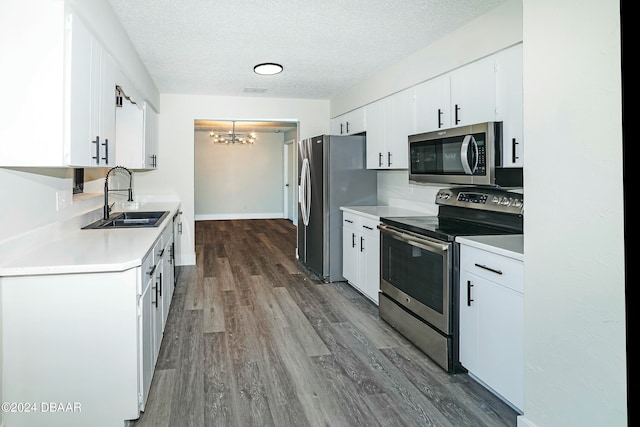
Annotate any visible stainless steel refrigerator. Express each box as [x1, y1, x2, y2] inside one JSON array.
[[297, 134, 377, 282]]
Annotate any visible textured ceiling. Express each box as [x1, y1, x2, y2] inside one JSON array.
[[107, 0, 508, 100]]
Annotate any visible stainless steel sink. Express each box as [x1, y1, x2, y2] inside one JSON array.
[[82, 211, 170, 229]]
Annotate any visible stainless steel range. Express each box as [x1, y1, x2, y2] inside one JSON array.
[[378, 186, 523, 373]]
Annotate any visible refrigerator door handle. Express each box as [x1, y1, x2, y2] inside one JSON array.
[[303, 157, 312, 226], [299, 158, 309, 226]]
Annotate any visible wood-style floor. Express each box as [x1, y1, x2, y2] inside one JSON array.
[[131, 219, 518, 427]]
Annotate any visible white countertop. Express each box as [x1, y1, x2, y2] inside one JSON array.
[[456, 234, 524, 261], [0, 201, 180, 277], [340, 205, 433, 221]]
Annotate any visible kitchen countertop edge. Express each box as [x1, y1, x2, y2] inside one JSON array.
[[340, 205, 435, 221], [456, 235, 524, 261], [0, 201, 180, 277]]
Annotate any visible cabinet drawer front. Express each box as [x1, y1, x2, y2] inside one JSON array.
[[160, 221, 173, 248], [141, 250, 155, 281], [360, 217, 380, 236], [460, 245, 523, 293], [343, 211, 360, 227]]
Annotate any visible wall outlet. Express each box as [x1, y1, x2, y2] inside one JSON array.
[[56, 190, 72, 211]]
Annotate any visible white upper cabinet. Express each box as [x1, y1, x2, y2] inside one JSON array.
[[115, 91, 144, 168], [449, 54, 497, 128], [365, 89, 414, 169], [143, 102, 159, 169], [414, 74, 451, 133], [495, 44, 524, 168], [67, 12, 117, 167], [330, 108, 366, 135], [115, 97, 158, 170], [0, 2, 150, 168], [0, 1, 67, 166], [414, 55, 497, 134]]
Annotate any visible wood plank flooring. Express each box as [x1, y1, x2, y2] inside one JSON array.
[[131, 219, 518, 427]]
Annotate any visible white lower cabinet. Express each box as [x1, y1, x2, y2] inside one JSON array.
[[139, 260, 155, 411], [458, 244, 524, 411], [1, 218, 177, 426], [342, 211, 380, 304]]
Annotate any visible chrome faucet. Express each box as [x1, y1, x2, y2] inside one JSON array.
[[104, 166, 134, 220]]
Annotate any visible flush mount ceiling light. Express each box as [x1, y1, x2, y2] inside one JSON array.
[[253, 63, 283, 75]]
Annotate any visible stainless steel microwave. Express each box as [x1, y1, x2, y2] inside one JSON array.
[[408, 122, 523, 187]]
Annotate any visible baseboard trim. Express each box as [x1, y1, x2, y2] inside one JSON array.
[[195, 213, 285, 221], [517, 415, 536, 427], [179, 253, 196, 266]]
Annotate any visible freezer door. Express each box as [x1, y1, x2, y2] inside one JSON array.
[[304, 135, 325, 278]]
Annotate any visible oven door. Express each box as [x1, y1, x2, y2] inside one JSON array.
[[378, 224, 452, 334]]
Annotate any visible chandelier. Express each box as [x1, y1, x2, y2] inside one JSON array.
[[209, 121, 257, 144]]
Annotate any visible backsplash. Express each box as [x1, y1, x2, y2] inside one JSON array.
[[377, 170, 443, 214]]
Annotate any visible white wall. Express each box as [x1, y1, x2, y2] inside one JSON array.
[[376, 170, 440, 214], [194, 131, 286, 219], [132, 94, 329, 265], [522, 1, 626, 426]]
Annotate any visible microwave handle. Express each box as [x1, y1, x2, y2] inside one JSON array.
[[460, 135, 478, 175]]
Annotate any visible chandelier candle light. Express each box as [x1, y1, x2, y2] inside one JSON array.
[[210, 121, 257, 144]]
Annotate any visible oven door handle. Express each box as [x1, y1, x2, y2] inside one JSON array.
[[378, 224, 449, 254]]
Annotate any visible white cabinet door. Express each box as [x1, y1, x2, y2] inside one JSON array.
[[143, 102, 159, 168], [365, 90, 412, 170], [386, 89, 414, 169], [151, 256, 164, 363], [414, 56, 497, 134], [115, 87, 144, 168], [342, 211, 380, 304], [414, 74, 451, 133], [139, 272, 154, 410], [332, 109, 366, 135], [496, 44, 524, 168], [459, 270, 480, 374], [67, 12, 117, 167], [161, 235, 174, 325], [449, 55, 497, 128], [342, 214, 359, 285], [360, 220, 380, 304], [459, 244, 524, 411], [0, 0, 66, 166], [173, 210, 183, 267], [476, 274, 523, 410], [330, 117, 341, 135], [365, 100, 386, 168]]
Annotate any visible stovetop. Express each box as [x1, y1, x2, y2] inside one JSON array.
[[380, 187, 524, 241], [380, 215, 521, 242]]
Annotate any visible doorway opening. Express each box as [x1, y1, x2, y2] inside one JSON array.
[[193, 120, 298, 222]]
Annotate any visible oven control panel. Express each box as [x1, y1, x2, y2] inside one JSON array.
[[436, 187, 523, 215]]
